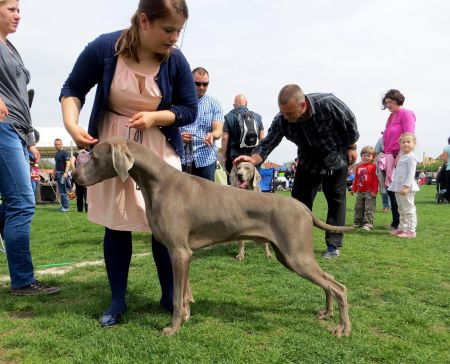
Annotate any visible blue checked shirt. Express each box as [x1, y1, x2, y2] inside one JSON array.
[[180, 94, 224, 167]]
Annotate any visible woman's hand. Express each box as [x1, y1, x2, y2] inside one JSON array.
[[127, 111, 158, 131], [28, 145, 41, 163], [0, 97, 9, 121], [400, 186, 409, 195], [181, 132, 192, 143], [67, 125, 98, 148]]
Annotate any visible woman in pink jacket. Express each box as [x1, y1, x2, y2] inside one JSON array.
[[382, 89, 416, 230]]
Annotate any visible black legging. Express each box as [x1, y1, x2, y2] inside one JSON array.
[[387, 190, 400, 229], [103, 227, 173, 315]]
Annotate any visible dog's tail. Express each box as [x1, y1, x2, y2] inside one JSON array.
[[305, 206, 355, 233]]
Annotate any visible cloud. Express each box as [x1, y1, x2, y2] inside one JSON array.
[[9, 0, 449, 162]]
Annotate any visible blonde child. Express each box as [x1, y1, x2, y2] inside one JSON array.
[[351, 146, 378, 230], [388, 133, 419, 238]]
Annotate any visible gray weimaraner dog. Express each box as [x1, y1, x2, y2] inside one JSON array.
[[72, 137, 352, 337], [230, 162, 272, 260]]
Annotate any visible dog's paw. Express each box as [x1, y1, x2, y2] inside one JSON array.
[[162, 326, 176, 336], [235, 253, 245, 261], [317, 310, 333, 320], [331, 324, 350, 337]]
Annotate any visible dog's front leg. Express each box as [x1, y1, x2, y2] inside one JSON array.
[[162, 247, 192, 336], [236, 241, 245, 260], [263, 243, 273, 258]]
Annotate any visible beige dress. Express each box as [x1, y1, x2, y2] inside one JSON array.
[[87, 56, 181, 231]]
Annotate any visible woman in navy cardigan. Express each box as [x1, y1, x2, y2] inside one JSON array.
[[60, 0, 197, 327]]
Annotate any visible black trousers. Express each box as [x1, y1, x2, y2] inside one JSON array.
[[291, 165, 347, 248], [444, 170, 450, 200], [75, 183, 87, 212]]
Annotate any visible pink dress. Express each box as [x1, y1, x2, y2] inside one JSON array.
[[87, 56, 181, 231]]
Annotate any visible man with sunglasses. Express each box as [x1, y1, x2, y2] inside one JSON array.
[[234, 84, 359, 259], [180, 67, 223, 181]]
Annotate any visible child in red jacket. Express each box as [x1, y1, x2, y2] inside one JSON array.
[[352, 146, 379, 230]]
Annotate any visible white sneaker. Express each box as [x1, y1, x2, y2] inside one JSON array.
[[361, 225, 372, 231]]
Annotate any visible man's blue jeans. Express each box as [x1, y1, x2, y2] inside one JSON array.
[[0, 122, 36, 288], [55, 171, 69, 209], [182, 161, 216, 182]]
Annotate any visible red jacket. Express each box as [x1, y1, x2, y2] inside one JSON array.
[[352, 162, 378, 193]]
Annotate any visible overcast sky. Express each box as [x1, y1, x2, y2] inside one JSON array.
[[10, 0, 450, 164]]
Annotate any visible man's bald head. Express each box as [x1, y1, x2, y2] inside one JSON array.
[[233, 94, 248, 108]]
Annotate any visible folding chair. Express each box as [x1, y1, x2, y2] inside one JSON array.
[[259, 168, 275, 192]]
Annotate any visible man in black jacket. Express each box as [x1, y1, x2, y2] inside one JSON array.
[[234, 84, 359, 259]]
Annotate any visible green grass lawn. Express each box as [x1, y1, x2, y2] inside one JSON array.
[[0, 185, 448, 363]]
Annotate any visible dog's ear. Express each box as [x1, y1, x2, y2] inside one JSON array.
[[229, 165, 237, 185], [251, 167, 261, 189], [111, 142, 134, 182]]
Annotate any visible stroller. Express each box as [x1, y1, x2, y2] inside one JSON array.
[[435, 163, 447, 203]]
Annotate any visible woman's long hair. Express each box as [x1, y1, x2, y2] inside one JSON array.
[[115, 0, 188, 62]]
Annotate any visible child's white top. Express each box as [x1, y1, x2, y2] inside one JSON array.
[[388, 152, 420, 193]]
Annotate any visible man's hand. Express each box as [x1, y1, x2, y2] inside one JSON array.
[[203, 133, 214, 146], [233, 155, 256, 166], [347, 149, 358, 165], [370, 192, 377, 198]]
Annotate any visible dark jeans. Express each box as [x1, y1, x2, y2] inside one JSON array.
[[387, 190, 400, 228], [182, 161, 216, 182], [75, 183, 87, 212], [291, 165, 347, 248], [54, 171, 69, 209]]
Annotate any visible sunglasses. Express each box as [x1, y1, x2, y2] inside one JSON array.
[[195, 81, 209, 87]]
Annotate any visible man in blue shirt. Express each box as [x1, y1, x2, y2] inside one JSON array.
[[53, 138, 70, 212], [180, 67, 223, 181]]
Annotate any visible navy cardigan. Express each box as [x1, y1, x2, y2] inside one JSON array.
[[59, 30, 198, 157]]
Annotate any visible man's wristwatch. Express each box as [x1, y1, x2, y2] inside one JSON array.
[[347, 145, 357, 150]]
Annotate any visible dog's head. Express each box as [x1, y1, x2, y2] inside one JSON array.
[[230, 162, 261, 190], [72, 137, 134, 186]]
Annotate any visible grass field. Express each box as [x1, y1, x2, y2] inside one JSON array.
[[0, 185, 449, 363]]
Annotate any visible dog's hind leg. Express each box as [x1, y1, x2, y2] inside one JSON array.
[[183, 277, 195, 322], [162, 247, 192, 336], [281, 255, 351, 337]]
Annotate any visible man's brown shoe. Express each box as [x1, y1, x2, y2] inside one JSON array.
[[11, 280, 60, 296]]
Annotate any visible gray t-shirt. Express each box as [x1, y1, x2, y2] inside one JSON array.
[[0, 40, 38, 146]]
